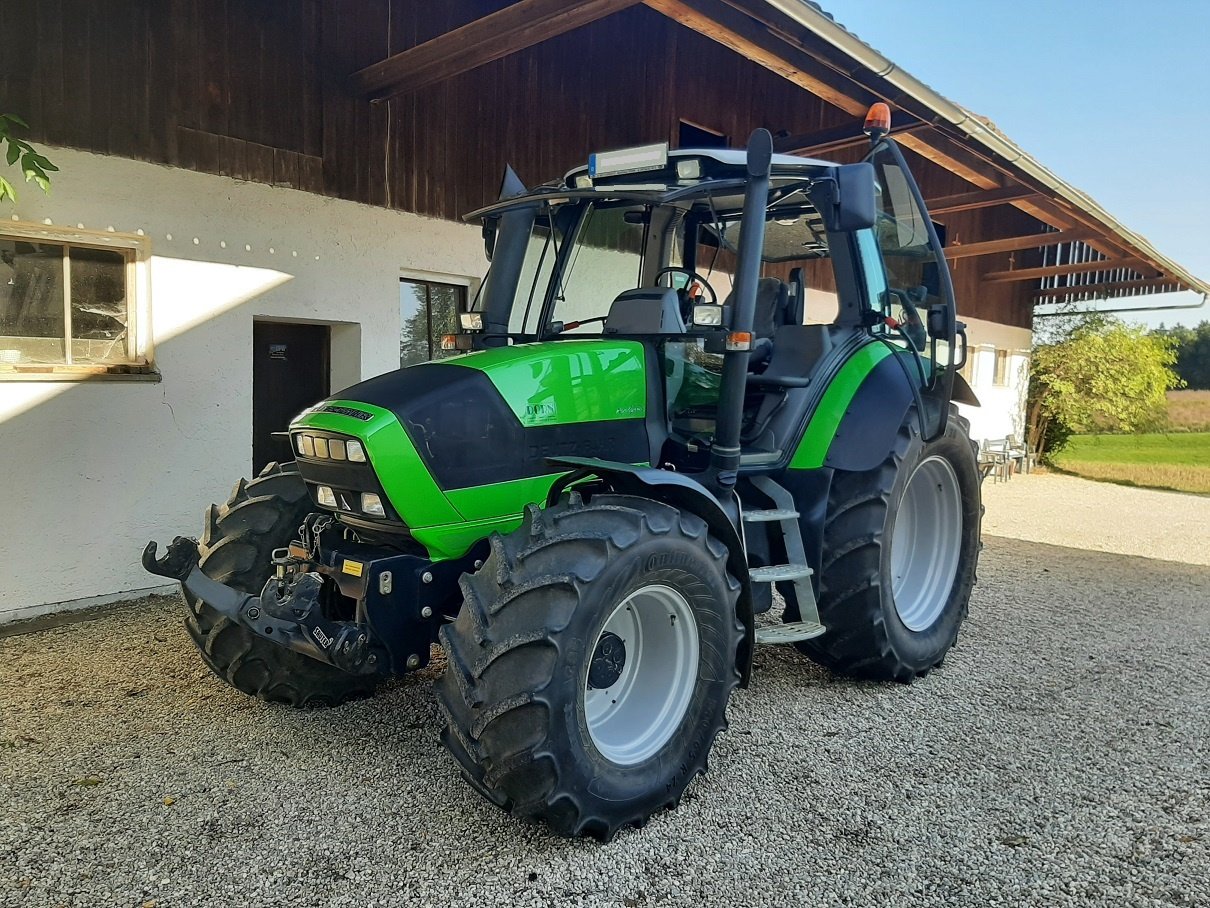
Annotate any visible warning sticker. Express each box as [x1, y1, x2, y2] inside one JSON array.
[[342, 559, 364, 577]]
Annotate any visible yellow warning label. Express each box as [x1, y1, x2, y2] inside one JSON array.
[[342, 559, 364, 577]]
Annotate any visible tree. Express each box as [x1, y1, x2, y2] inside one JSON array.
[[0, 113, 57, 204], [1155, 321, 1210, 389], [1027, 315, 1183, 458]]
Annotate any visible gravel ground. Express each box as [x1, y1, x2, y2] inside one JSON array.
[[2, 474, 1208, 908]]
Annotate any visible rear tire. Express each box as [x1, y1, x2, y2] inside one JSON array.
[[436, 493, 743, 840], [183, 461, 377, 707], [798, 406, 981, 681]]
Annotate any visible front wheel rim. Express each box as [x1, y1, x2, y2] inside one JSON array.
[[583, 584, 700, 766], [890, 455, 963, 632]]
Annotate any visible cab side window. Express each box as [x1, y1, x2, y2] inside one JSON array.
[[865, 142, 954, 367]]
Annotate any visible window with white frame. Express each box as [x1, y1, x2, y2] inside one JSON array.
[[0, 224, 151, 377]]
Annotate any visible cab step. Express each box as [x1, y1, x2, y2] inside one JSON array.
[[755, 621, 826, 644], [745, 475, 824, 636], [749, 563, 813, 583], [742, 508, 799, 522]]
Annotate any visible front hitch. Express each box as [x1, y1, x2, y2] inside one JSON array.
[[142, 537, 384, 675]]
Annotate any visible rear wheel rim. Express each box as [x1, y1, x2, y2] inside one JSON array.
[[583, 584, 700, 766], [890, 455, 963, 632]]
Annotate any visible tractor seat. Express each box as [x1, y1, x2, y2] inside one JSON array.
[[722, 277, 790, 368], [603, 287, 687, 335]]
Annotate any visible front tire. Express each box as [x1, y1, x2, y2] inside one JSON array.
[[183, 461, 378, 707], [436, 493, 743, 840], [799, 406, 982, 681]]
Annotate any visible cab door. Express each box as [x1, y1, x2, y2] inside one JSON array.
[[862, 139, 957, 439]]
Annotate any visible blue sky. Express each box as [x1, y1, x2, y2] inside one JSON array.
[[829, 0, 1210, 328]]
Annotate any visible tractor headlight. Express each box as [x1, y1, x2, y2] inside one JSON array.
[[692, 304, 725, 327], [313, 437, 330, 459], [317, 486, 337, 508], [328, 439, 346, 461], [298, 434, 315, 457], [361, 493, 386, 518], [459, 312, 484, 332], [346, 440, 366, 463]]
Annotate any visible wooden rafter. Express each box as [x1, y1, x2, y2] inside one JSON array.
[[700, 0, 1175, 276], [352, 0, 643, 99], [982, 258, 1151, 284], [943, 229, 1095, 260], [645, 0, 1196, 289], [924, 185, 1040, 217], [1032, 277, 1182, 299], [643, 0, 870, 115], [643, 0, 1011, 193]]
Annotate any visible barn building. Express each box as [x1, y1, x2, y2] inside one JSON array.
[[1, 0, 1205, 622]]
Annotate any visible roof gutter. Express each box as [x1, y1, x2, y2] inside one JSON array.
[[765, 0, 1210, 297]]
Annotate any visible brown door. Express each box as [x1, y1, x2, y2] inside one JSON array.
[[252, 321, 330, 475]]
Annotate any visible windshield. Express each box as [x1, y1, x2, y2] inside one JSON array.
[[474, 177, 846, 341], [552, 204, 648, 334]]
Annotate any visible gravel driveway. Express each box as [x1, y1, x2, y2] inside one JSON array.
[[2, 474, 1207, 908]]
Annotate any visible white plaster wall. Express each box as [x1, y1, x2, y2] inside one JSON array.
[[955, 315, 1033, 445], [0, 147, 487, 622]]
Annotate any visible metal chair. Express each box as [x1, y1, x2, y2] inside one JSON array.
[[981, 438, 1011, 482]]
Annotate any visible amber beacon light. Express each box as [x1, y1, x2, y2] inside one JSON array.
[[863, 102, 892, 141]]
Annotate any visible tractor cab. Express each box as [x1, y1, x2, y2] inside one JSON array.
[[458, 134, 963, 481]]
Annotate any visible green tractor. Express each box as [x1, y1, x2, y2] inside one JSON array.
[[145, 106, 983, 840]]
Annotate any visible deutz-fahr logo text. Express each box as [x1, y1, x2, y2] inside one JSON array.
[[526, 402, 557, 419], [312, 626, 334, 649], [322, 405, 373, 421]]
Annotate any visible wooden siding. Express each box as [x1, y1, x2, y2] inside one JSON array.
[[0, 0, 1043, 326]]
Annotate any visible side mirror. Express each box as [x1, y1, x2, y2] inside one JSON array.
[[817, 162, 877, 233]]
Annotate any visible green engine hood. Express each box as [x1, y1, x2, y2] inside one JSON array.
[[292, 340, 650, 560]]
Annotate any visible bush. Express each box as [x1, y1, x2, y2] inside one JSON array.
[[1027, 315, 1182, 459]]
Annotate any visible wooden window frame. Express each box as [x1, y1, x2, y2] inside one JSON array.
[[992, 348, 1010, 387], [0, 221, 156, 382]]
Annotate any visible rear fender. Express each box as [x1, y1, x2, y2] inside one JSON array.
[[818, 351, 916, 472], [546, 457, 757, 686]]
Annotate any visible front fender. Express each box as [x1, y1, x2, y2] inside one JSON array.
[[546, 457, 757, 687]]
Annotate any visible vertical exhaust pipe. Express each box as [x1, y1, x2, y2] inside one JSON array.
[[710, 128, 773, 488]]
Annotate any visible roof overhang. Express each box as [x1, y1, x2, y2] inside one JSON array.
[[759, 0, 1209, 304], [349, 0, 1207, 306]]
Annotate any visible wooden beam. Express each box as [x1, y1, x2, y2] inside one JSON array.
[[643, 0, 869, 115], [705, 0, 1176, 279], [1032, 277, 1183, 299], [352, 0, 643, 99], [646, 0, 1173, 281], [773, 111, 921, 155], [943, 229, 1095, 260], [644, 0, 1007, 190], [924, 185, 1040, 217], [982, 258, 1151, 284]]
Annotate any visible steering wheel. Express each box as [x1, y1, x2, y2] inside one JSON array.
[[654, 266, 719, 307]]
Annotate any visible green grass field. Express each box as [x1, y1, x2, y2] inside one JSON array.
[[1053, 432, 1210, 494]]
